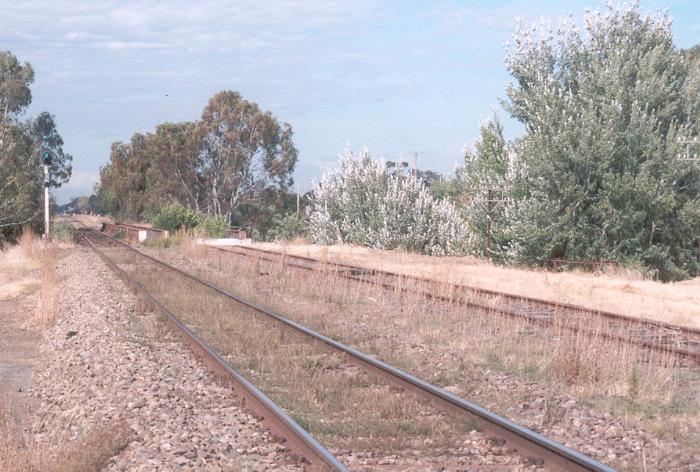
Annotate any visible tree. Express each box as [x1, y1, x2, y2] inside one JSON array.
[[0, 50, 33, 124], [29, 112, 72, 187], [0, 50, 71, 243], [99, 136, 150, 220], [198, 91, 298, 221], [0, 50, 36, 237], [150, 122, 204, 212], [504, 4, 700, 280], [682, 45, 700, 136], [98, 90, 298, 236], [458, 114, 515, 261], [308, 149, 471, 255]]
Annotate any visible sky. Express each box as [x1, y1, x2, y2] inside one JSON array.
[[1, 0, 698, 203]]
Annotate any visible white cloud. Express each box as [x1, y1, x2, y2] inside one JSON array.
[[66, 170, 99, 188], [95, 40, 169, 51], [54, 170, 100, 203]]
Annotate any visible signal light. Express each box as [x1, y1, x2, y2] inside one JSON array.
[[42, 151, 51, 164]]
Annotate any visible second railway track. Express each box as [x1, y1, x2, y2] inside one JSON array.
[[74, 223, 614, 471], [205, 243, 700, 366]]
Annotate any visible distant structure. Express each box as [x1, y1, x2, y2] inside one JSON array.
[[677, 136, 700, 161]]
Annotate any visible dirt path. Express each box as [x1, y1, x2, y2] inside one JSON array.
[[0, 254, 42, 431]]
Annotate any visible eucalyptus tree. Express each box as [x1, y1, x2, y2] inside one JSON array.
[[0, 50, 71, 242], [150, 122, 204, 212], [99, 90, 298, 234], [504, 4, 700, 279], [197, 91, 297, 222], [0, 50, 33, 125]]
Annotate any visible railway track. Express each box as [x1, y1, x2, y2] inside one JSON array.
[[205, 243, 700, 366], [75, 226, 347, 471], [75, 223, 613, 471]]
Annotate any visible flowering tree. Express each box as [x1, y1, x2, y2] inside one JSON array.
[[308, 149, 470, 255]]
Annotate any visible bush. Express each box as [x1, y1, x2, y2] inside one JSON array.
[[152, 203, 202, 232], [269, 213, 307, 241], [197, 215, 230, 238], [308, 150, 471, 255], [52, 220, 76, 243]]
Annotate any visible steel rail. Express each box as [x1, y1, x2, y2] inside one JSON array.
[[89, 226, 613, 472], [210, 244, 699, 364], [220, 244, 700, 336], [76, 227, 348, 472]]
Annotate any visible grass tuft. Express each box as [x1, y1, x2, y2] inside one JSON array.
[[35, 246, 57, 327], [0, 402, 132, 472]]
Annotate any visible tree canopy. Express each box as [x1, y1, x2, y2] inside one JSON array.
[[308, 149, 470, 255], [98, 90, 298, 235], [502, 4, 699, 280], [0, 50, 72, 243]]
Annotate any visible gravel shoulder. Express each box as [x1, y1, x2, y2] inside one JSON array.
[[28, 246, 305, 470]]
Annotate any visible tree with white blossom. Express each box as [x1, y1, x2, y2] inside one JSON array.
[[307, 149, 470, 255]]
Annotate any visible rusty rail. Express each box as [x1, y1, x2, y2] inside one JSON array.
[[84, 224, 614, 472], [76, 226, 347, 472]]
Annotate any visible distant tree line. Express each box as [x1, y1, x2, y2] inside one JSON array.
[[0, 50, 72, 245], [96, 90, 298, 238]]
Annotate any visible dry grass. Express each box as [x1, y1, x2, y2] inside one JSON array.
[[35, 246, 57, 327], [141, 244, 700, 467], [0, 401, 132, 472], [0, 231, 41, 301], [6, 229, 61, 327], [18, 229, 41, 261], [106, 247, 487, 460], [251, 242, 700, 330], [173, 245, 687, 401]]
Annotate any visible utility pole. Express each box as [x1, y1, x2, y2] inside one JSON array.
[[296, 184, 300, 215], [411, 151, 424, 177], [42, 150, 51, 239], [483, 189, 508, 262], [487, 189, 494, 260]]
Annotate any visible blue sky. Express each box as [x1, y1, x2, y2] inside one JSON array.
[[1, 0, 698, 203]]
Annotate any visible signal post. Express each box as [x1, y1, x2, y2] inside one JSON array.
[[42, 150, 51, 239]]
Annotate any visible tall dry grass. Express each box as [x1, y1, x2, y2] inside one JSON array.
[[180, 245, 683, 400], [252, 242, 700, 330], [0, 401, 132, 472], [17, 229, 60, 328], [18, 228, 40, 262]]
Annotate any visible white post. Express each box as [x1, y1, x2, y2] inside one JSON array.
[[44, 164, 50, 239]]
